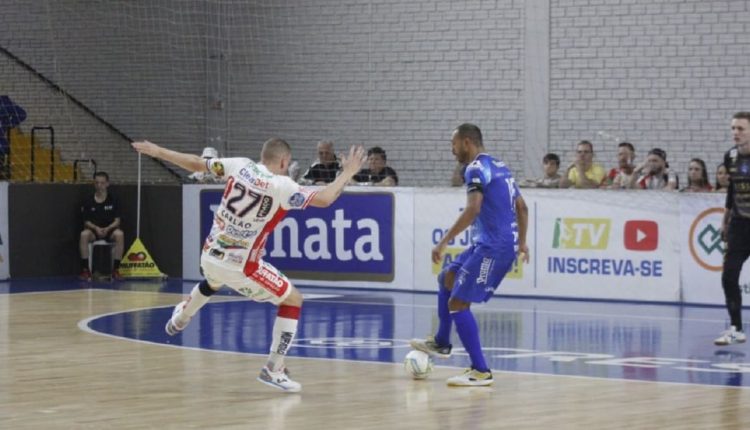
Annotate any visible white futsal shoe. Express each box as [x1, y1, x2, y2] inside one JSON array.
[[165, 300, 191, 336], [446, 368, 494, 387], [257, 366, 302, 393], [714, 326, 747, 346]]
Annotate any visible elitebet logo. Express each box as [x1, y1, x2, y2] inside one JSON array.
[[623, 220, 658, 251]]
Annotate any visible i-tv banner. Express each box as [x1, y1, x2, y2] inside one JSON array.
[[199, 190, 395, 281]]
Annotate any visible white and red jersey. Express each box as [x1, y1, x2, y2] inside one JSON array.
[[202, 157, 317, 274]]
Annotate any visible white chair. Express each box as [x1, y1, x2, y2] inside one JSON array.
[[88, 239, 114, 277]]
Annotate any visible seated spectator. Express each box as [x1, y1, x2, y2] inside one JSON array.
[[681, 158, 713, 192], [603, 142, 637, 189], [631, 148, 678, 190], [558, 140, 606, 189], [451, 162, 467, 186], [520, 153, 562, 188], [300, 140, 341, 184], [79, 171, 124, 281], [188, 147, 224, 183], [714, 163, 730, 193], [352, 146, 398, 186]]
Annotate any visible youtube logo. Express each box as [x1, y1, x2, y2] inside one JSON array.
[[624, 220, 658, 251]]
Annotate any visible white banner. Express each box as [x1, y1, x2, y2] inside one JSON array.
[[529, 190, 681, 301], [0, 182, 8, 279], [680, 193, 750, 305], [412, 189, 534, 293], [414, 189, 680, 301], [181, 186, 742, 305]]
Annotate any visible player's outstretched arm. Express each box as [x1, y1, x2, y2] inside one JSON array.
[[131, 140, 208, 173], [432, 191, 482, 264], [309, 145, 366, 208]]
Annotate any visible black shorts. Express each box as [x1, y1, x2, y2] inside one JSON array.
[[88, 227, 118, 241], [727, 217, 750, 252]]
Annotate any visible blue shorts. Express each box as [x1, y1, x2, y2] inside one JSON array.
[[445, 244, 516, 303]]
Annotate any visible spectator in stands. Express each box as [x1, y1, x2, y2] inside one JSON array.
[[558, 140, 605, 189], [300, 140, 341, 185], [715, 163, 730, 193], [451, 162, 467, 186], [520, 153, 562, 188], [188, 147, 224, 183], [0, 96, 27, 179], [79, 171, 124, 281], [681, 158, 713, 192], [603, 142, 637, 189], [352, 146, 398, 186], [631, 148, 678, 190]]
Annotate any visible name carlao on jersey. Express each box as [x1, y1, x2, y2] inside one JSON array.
[[203, 157, 317, 269]]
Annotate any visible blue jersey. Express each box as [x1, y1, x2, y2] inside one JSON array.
[[463, 153, 521, 252]]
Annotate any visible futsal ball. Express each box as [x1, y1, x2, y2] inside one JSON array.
[[404, 350, 433, 379]]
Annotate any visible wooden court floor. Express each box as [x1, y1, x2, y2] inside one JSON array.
[[1, 283, 749, 429]]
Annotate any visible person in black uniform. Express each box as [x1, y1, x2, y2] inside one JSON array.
[[715, 112, 750, 345], [79, 171, 124, 280], [351, 146, 398, 186]]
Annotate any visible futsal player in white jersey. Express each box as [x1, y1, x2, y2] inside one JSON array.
[[131, 138, 366, 393]]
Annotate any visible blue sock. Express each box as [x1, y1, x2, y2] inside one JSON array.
[[452, 308, 489, 372], [434, 284, 452, 346]]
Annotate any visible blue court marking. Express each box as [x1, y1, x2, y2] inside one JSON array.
[[73, 283, 750, 389]]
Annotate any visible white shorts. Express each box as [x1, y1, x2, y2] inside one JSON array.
[[201, 254, 292, 305]]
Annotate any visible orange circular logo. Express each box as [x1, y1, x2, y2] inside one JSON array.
[[688, 207, 725, 272]]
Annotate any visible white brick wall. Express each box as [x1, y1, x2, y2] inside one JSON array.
[[549, 0, 749, 182], [1, 0, 748, 186]]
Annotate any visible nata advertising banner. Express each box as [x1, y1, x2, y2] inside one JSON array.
[[533, 191, 680, 301], [413, 189, 534, 293], [186, 185, 399, 283], [0, 182, 7, 279], [264, 192, 395, 281], [680, 193, 750, 305]]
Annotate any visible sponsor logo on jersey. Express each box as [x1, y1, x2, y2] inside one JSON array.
[[210, 161, 225, 177], [225, 224, 258, 239], [476, 257, 493, 285], [209, 248, 225, 260], [238, 167, 270, 189], [288, 192, 306, 208], [226, 253, 244, 265], [216, 235, 249, 250]]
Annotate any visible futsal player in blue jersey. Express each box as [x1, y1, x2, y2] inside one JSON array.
[[411, 123, 529, 386]]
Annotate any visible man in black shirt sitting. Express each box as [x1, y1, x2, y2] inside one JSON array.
[[352, 146, 399, 186], [300, 140, 341, 185], [79, 171, 124, 280]]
